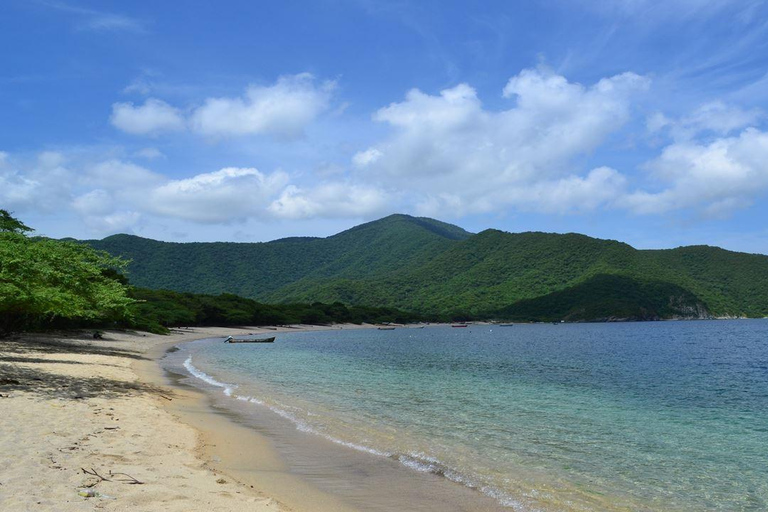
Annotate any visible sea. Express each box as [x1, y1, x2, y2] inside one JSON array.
[[163, 320, 768, 511]]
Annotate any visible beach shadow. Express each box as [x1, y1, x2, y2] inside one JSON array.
[[0, 362, 167, 400], [0, 331, 168, 400], [0, 332, 148, 361]]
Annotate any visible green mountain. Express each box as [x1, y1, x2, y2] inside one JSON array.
[[85, 214, 471, 299], [82, 214, 768, 321]]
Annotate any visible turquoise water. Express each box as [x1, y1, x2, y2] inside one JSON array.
[[178, 321, 768, 511]]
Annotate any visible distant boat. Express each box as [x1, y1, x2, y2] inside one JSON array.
[[498, 324, 514, 327], [452, 324, 468, 328], [225, 336, 275, 343], [378, 326, 396, 330]]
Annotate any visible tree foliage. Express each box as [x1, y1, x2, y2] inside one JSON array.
[[0, 213, 133, 334], [0, 209, 32, 234], [127, 288, 431, 334]]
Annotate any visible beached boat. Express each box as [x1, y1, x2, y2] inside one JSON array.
[[225, 336, 275, 343]]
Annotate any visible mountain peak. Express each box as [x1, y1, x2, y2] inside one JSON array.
[[336, 213, 472, 241]]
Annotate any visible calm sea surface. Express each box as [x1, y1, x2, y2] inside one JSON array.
[[171, 321, 768, 511]]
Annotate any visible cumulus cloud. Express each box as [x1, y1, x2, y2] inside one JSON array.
[[73, 189, 143, 232], [626, 128, 768, 216], [0, 147, 390, 233], [0, 151, 73, 212], [268, 182, 390, 219], [149, 167, 290, 223], [190, 73, 336, 139], [111, 98, 185, 135], [354, 68, 648, 216], [84, 159, 165, 190]]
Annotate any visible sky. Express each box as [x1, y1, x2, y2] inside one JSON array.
[[2, 1, 768, 253]]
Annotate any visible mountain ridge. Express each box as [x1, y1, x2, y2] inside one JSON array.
[[80, 214, 768, 321]]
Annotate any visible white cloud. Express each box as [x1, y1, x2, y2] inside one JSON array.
[[41, 1, 145, 33], [269, 182, 390, 219], [626, 128, 768, 215], [72, 189, 114, 216], [133, 147, 165, 160], [648, 101, 763, 140], [352, 148, 382, 168], [190, 73, 335, 139], [0, 148, 390, 235], [354, 68, 648, 216], [0, 169, 41, 210], [149, 167, 290, 223], [85, 159, 165, 190], [110, 98, 185, 135], [37, 151, 66, 169], [0, 151, 72, 212]]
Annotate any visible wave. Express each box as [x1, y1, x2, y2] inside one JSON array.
[[182, 354, 526, 509]]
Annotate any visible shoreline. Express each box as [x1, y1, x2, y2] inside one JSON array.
[[139, 324, 377, 512], [0, 326, 289, 511], [2, 322, 499, 512], [162, 327, 510, 512]]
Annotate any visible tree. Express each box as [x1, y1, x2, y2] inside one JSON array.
[[0, 212, 134, 334], [0, 209, 32, 234]]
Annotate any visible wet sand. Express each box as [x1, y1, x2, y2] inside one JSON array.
[[1, 324, 506, 511]]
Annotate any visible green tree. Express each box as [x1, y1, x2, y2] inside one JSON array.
[[0, 212, 133, 334], [0, 209, 32, 234]]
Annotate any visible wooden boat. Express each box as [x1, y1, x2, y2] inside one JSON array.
[[225, 336, 275, 343]]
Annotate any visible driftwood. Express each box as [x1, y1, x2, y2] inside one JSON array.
[[109, 470, 144, 484], [81, 467, 110, 483], [81, 467, 144, 485]]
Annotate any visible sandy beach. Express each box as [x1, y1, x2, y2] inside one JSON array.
[[0, 325, 374, 512]]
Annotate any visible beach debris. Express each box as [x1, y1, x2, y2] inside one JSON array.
[[77, 488, 115, 499], [81, 467, 144, 485], [81, 467, 110, 483], [216, 478, 227, 484], [109, 470, 144, 485]]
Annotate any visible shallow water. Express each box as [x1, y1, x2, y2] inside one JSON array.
[[169, 321, 768, 511]]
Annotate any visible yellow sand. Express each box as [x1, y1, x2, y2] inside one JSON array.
[[0, 326, 371, 512]]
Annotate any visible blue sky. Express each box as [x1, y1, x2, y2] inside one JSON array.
[[2, 1, 768, 253]]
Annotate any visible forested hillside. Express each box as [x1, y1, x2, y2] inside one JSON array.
[[81, 214, 768, 321], [86, 215, 470, 298]]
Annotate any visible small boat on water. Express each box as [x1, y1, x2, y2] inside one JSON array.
[[225, 336, 275, 343], [452, 324, 468, 328], [498, 324, 514, 327], [377, 326, 396, 330]]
